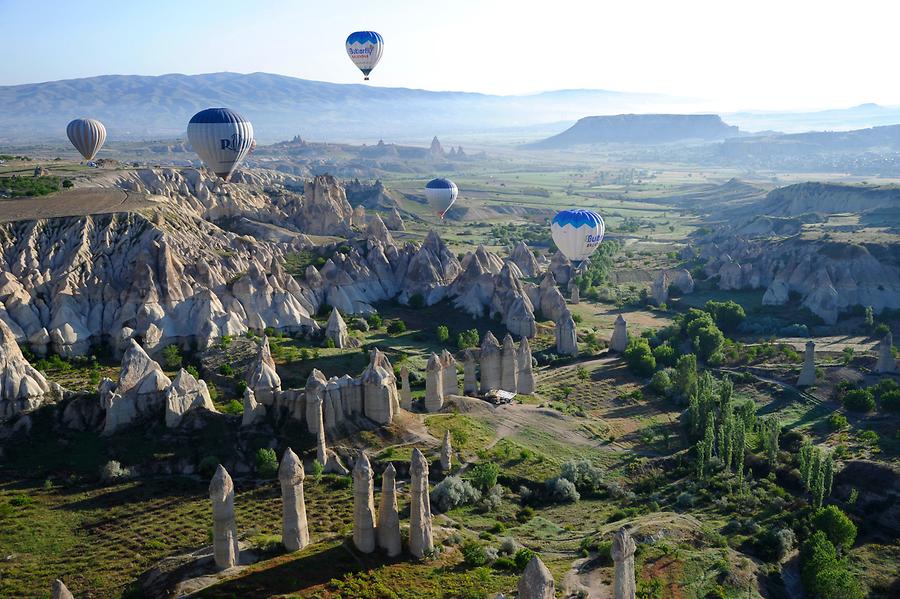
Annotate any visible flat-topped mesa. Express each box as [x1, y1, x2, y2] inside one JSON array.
[[440, 349, 459, 397], [325, 308, 350, 349], [479, 331, 502, 393], [246, 336, 281, 405], [517, 336, 535, 394], [500, 333, 519, 393], [241, 387, 266, 426], [425, 352, 444, 413], [610, 314, 629, 353], [0, 317, 55, 419], [209, 465, 239, 570], [612, 527, 637, 599], [517, 555, 555, 599], [875, 332, 897, 373], [399, 365, 412, 410], [352, 452, 377, 553], [304, 369, 328, 434], [377, 463, 402, 556], [409, 448, 434, 559], [797, 340, 817, 386], [102, 339, 172, 435], [165, 367, 216, 428], [463, 350, 478, 396], [279, 448, 310, 552], [556, 310, 578, 356], [440, 429, 453, 472], [51, 579, 75, 599], [362, 349, 398, 425]]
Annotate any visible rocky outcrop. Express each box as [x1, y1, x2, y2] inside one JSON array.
[[409, 448, 433, 559], [875, 332, 896, 373], [305, 369, 327, 434], [366, 214, 394, 247], [509, 241, 541, 277], [517, 337, 535, 394], [385, 207, 405, 231], [651, 271, 669, 306], [325, 308, 350, 349], [479, 332, 502, 393], [501, 334, 518, 393], [241, 387, 266, 426], [210, 465, 239, 570], [294, 174, 353, 235], [246, 336, 281, 404], [556, 311, 578, 356], [463, 350, 478, 396], [352, 452, 377, 553], [279, 448, 310, 552], [362, 349, 398, 425], [550, 253, 572, 287], [797, 341, 817, 386], [164, 368, 216, 428], [425, 353, 444, 413], [377, 463, 402, 556], [612, 527, 637, 599], [51, 580, 74, 599], [517, 555, 555, 599], [440, 429, 453, 472], [399, 365, 412, 410], [610, 315, 629, 353], [536, 273, 568, 324], [440, 349, 458, 397], [401, 231, 461, 305], [570, 285, 580, 304], [102, 340, 172, 434], [0, 318, 55, 418], [315, 404, 349, 475]]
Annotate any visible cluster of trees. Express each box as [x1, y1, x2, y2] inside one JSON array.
[[571, 239, 621, 294], [798, 441, 835, 508], [488, 222, 552, 248], [802, 506, 863, 599], [837, 378, 900, 413]]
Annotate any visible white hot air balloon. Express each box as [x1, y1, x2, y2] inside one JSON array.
[[346, 31, 384, 80], [550, 209, 606, 268], [66, 118, 107, 161], [187, 108, 254, 182], [424, 178, 458, 219]]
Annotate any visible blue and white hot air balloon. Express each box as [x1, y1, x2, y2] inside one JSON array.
[[550, 209, 606, 267], [424, 178, 458, 219], [187, 108, 254, 182], [66, 118, 106, 161], [346, 31, 384, 80]]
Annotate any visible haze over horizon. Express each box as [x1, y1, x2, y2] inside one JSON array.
[[2, 0, 900, 113]]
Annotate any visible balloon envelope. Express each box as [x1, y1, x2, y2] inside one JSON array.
[[66, 118, 106, 161], [187, 108, 254, 181], [424, 178, 458, 218], [550, 209, 605, 265], [346, 31, 384, 79]]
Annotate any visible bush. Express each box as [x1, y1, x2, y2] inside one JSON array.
[[221, 399, 244, 415], [480, 485, 504, 512], [874, 323, 890, 337], [559, 460, 604, 496], [255, 448, 278, 478], [431, 476, 481, 512], [408, 293, 426, 309], [879, 389, 900, 413], [161, 344, 182, 369], [218, 363, 234, 377], [324, 337, 336, 349], [827, 413, 849, 430], [513, 548, 536, 572], [705, 300, 746, 333], [387, 320, 407, 335], [100, 460, 132, 483], [801, 532, 864, 599], [461, 542, 488, 566], [812, 505, 857, 552], [676, 491, 695, 509], [623, 338, 656, 377], [652, 342, 676, 367], [842, 389, 874, 412], [437, 325, 449, 343], [469, 462, 500, 492], [650, 369, 673, 396], [544, 477, 580, 503], [366, 313, 383, 329], [457, 328, 480, 349]]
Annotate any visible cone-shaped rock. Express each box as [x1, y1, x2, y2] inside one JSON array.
[[612, 527, 637, 599], [875, 332, 896, 373], [399, 365, 412, 410], [570, 285, 580, 304], [440, 429, 453, 471], [501, 333, 518, 392], [517, 337, 535, 394], [305, 369, 327, 434], [479, 331, 502, 393], [325, 308, 350, 349], [241, 387, 267, 426], [463, 350, 478, 396], [247, 336, 281, 404], [209, 465, 239, 569], [440, 349, 458, 397], [797, 340, 817, 386], [556, 311, 577, 356], [51, 580, 74, 599], [377, 463, 402, 556], [279, 448, 310, 551], [409, 448, 434, 559], [425, 352, 444, 412], [610, 315, 629, 353], [353, 453, 377, 553], [517, 555, 555, 599]]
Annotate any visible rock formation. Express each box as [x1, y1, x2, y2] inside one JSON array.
[[479, 332, 502, 393], [399, 365, 412, 410], [305, 369, 327, 434], [517, 555, 555, 599], [101, 340, 172, 434], [651, 271, 669, 306], [797, 341, 817, 386], [352, 452, 377, 553], [509, 241, 541, 277], [314, 393, 349, 475], [409, 448, 433, 559], [351, 205, 367, 228], [463, 350, 478, 396], [0, 318, 55, 418], [556, 311, 578, 356], [299, 174, 354, 235], [325, 308, 350, 349], [610, 314, 629, 353], [401, 230, 461, 305], [570, 285, 580, 304], [612, 527, 637, 599], [210, 465, 239, 569], [246, 336, 281, 405], [164, 368, 216, 428], [875, 332, 896, 373], [366, 214, 395, 247], [385, 207, 405, 231], [425, 353, 444, 412], [500, 334, 518, 393], [550, 253, 572, 287], [361, 349, 398, 425], [241, 387, 266, 426], [535, 273, 568, 323], [517, 337, 535, 394], [440, 349, 458, 397], [278, 448, 310, 552], [440, 429, 453, 471], [51, 579, 74, 599], [377, 463, 402, 556]]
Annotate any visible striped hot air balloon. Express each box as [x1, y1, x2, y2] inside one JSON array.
[[66, 118, 106, 161], [424, 178, 458, 219], [550, 209, 606, 268], [187, 108, 254, 182], [346, 31, 384, 80]]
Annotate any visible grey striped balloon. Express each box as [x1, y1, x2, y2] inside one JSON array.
[[187, 108, 254, 182], [66, 118, 107, 161]]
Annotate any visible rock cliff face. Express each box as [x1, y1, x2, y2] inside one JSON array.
[[0, 318, 57, 418]]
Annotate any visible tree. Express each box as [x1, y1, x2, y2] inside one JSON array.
[[366, 313, 383, 329], [705, 300, 746, 333], [457, 328, 480, 350], [623, 337, 656, 377], [864, 306, 874, 327], [387, 319, 407, 335], [693, 324, 725, 362], [813, 505, 857, 553], [408, 293, 426, 309], [161, 344, 182, 369], [436, 325, 449, 343], [255, 448, 278, 478], [801, 532, 864, 599], [674, 354, 698, 401], [842, 389, 874, 412], [762, 416, 781, 467], [652, 342, 676, 367], [468, 461, 500, 493]]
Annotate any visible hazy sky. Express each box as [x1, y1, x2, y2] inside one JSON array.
[[1, 0, 898, 111]]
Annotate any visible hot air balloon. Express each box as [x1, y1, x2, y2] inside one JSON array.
[[424, 178, 458, 219], [187, 108, 254, 182], [345, 31, 384, 80], [66, 118, 106, 161], [550, 209, 605, 268]]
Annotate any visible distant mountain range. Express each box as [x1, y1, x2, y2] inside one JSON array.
[[0, 72, 683, 143], [527, 114, 740, 148]]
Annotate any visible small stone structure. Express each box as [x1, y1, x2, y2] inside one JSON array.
[[409, 448, 433, 559], [612, 527, 637, 599], [440, 429, 453, 471], [241, 387, 266, 426], [425, 353, 444, 412], [377, 463, 402, 556], [279, 448, 310, 552], [210, 465, 239, 569], [517, 555, 555, 599], [875, 332, 896, 373], [610, 314, 629, 353], [352, 453, 377, 553], [797, 340, 817, 386]]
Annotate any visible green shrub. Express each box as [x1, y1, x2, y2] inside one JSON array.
[[812, 505, 857, 551], [623, 338, 656, 377], [513, 548, 536, 572], [468, 462, 500, 492], [161, 344, 182, 369], [705, 300, 746, 332], [461, 542, 488, 566], [827, 413, 849, 431], [436, 325, 449, 343], [218, 363, 234, 377], [408, 293, 425, 309], [221, 399, 244, 415], [457, 328, 480, 349], [652, 342, 676, 367], [366, 313, 383, 329], [255, 448, 278, 478], [387, 320, 407, 335], [324, 338, 336, 349], [842, 389, 874, 412], [198, 456, 220, 477], [879, 389, 900, 413]]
